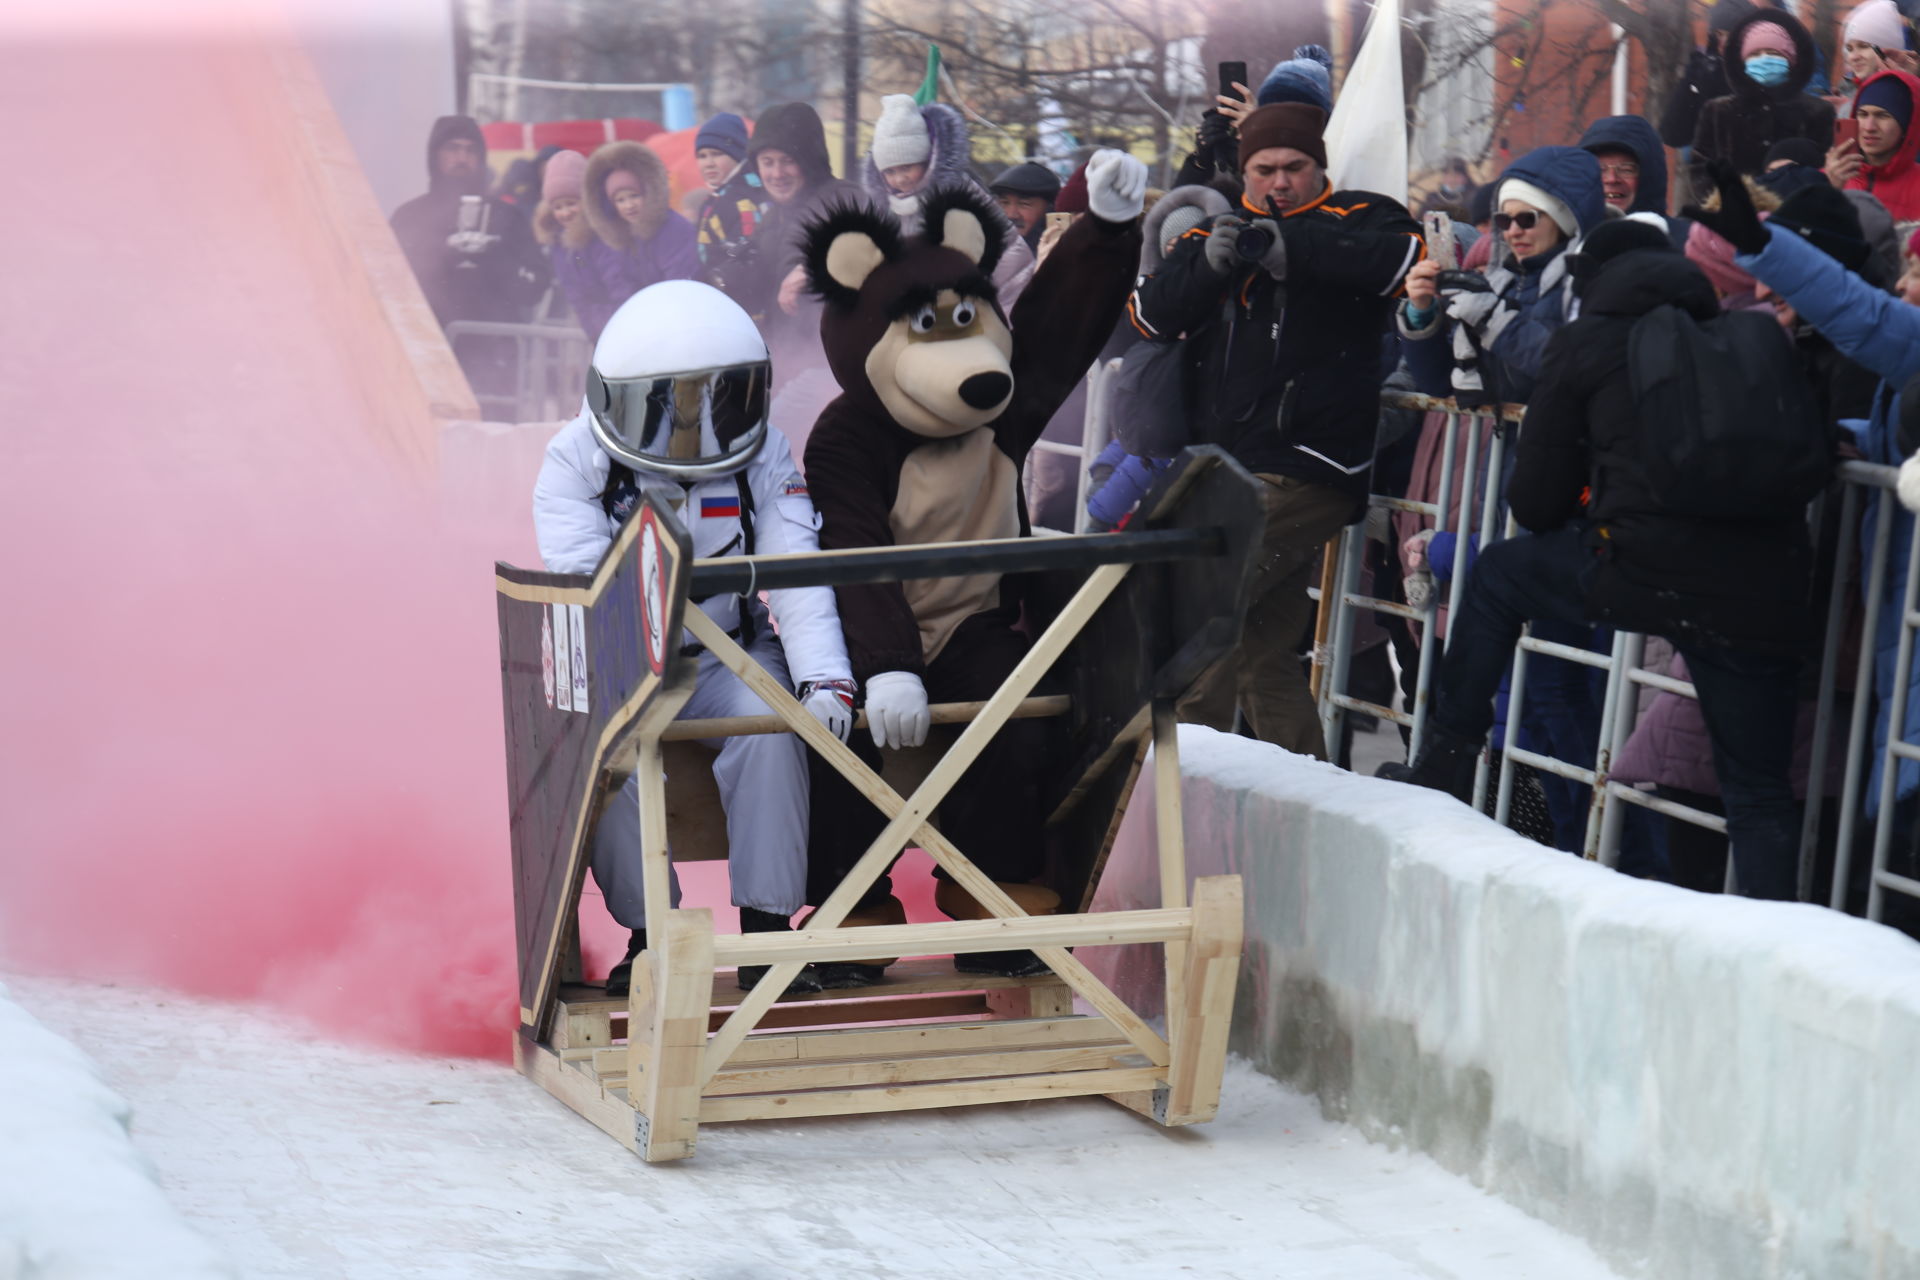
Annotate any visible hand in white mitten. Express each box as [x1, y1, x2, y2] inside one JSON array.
[[864, 671, 930, 750], [1084, 149, 1149, 224], [800, 680, 856, 743], [1900, 451, 1920, 515]]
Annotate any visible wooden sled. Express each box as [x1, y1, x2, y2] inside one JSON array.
[[494, 448, 1264, 1162]]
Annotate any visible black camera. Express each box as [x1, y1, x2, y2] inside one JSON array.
[[1234, 223, 1275, 263]]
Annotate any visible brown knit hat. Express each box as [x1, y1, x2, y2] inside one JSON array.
[[1238, 103, 1328, 172]]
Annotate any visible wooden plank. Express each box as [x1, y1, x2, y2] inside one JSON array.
[[708, 956, 1065, 1007], [705, 1043, 1139, 1096], [1162, 875, 1244, 1126], [514, 1029, 640, 1153], [700, 1066, 1163, 1123], [1154, 700, 1191, 1076], [707, 993, 988, 1032], [552, 1000, 612, 1053], [662, 695, 1070, 741], [635, 908, 714, 1162], [986, 982, 1075, 1019], [708, 907, 1192, 966]]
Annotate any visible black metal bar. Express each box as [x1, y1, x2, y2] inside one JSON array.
[[689, 527, 1225, 595]]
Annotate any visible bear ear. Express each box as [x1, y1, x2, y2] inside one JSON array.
[[920, 183, 1008, 277], [802, 201, 904, 308]]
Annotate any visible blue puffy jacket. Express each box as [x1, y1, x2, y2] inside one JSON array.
[[1738, 226, 1920, 814]]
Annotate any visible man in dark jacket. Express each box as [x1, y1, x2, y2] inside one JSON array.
[[390, 116, 550, 402], [1129, 102, 1424, 756], [1380, 219, 1811, 899], [1578, 115, 1668, 216], [1691, 8, 1836, 181]]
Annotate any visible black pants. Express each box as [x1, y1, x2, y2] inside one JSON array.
[[1434, 526, 1802, 899], [806, 612, 1047, 905]]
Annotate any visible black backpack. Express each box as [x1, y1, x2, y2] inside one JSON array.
[[1625, 303, 1831, 522]]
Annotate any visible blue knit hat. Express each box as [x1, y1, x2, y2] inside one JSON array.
[[1256, 45, 1334, 112], [694, 112, 750, 162]]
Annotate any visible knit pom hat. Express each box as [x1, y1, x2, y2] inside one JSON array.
[[1256, 45, 1334, 113], [1741, 20, 1797, 61], [1845, 0, 1908, 51], [1685, 220, 1756, 298], [1237, 103, 1328, 172], [871, 94, 932, 170], [542, 148, 586, 201], [1055, 163, 1090, 214], [694, 112, 750, 162]]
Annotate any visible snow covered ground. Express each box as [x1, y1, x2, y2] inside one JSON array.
[[8, 975, 1626, 1280]]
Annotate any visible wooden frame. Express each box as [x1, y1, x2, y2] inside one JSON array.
[[498, 449, 1263, 1162]]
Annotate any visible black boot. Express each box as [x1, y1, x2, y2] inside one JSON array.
[[603, 930, 646, 1000], [736, 907, 824, 995], [1375, 726, 1481, 804]]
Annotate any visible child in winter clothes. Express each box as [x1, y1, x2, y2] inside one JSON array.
[[582, 141, 701, 310], [532, 149, 625, 342], [689, 113, 770, 308]]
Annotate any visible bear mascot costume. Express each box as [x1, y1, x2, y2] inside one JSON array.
[[797, 150, 1148, 985]]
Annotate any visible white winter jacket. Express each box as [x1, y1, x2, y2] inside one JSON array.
[[532, 411, 854, 687]]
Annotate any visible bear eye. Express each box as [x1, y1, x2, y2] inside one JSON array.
[[910, 304, 937, 333], [952, 301, 977, 327]]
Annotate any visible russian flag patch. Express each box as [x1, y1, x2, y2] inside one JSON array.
[[782, 481, 809, 497], [701, 495, 742, 519]]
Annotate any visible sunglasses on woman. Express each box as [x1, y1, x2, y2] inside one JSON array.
[[1493, 211, 1542, 231]]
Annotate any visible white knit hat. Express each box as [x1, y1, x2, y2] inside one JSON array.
[[1497, 177, 1580, 237], [1846, 0, 1908, 51], [871, 94, 932, 170]]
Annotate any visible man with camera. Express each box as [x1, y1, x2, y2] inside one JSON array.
[[1128, 102, 1424, 757]]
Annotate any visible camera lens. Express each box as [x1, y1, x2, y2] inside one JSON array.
[[1235, 226, 1274, 262]]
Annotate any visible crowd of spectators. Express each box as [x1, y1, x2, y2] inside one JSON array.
[[393, 2, 1920, 926]]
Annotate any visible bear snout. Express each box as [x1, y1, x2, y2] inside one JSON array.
[[958, 372, 1012, 410]]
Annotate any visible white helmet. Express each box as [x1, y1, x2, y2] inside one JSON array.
[[585, 280, 771, 481]]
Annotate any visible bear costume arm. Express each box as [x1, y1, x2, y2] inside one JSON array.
[[804, 403, 927, 681], [998, 212, 1144, 463]]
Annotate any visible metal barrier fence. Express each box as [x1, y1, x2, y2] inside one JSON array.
[[444, 319, 594, 424], [1313, 391, 1920, 923]]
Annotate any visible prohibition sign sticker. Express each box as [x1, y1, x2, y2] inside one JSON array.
[[638, 510, 668, 675]]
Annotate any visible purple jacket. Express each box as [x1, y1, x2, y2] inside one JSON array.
[[547, 239, 625, 343], [597, 211, 702, 311]]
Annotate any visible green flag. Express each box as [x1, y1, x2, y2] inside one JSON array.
[[914, 45, 942, 106]]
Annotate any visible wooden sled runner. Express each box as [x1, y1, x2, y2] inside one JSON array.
[[494, 448, 1264, 1161]]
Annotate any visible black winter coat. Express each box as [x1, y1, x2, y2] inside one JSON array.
[[1128, 185, 1424, 501], [1511, 249, 1814, 655], [1689, 8, 1835, 179]]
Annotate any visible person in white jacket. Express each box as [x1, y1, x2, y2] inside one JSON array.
[[533, 279, 856, 996]]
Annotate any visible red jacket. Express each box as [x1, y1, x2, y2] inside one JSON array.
[[1845, 69, 1920, 222]]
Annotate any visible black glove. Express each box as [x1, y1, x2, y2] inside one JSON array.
[[1684, 162, 1769, 256], [1195, 109, 1236, 174]]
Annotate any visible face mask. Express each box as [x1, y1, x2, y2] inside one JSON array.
[[1746, 54, 1791, 87]]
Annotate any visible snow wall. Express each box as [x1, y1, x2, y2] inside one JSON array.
[[0, 983, 232, 1279], [1088, 728, 1920, 1280]]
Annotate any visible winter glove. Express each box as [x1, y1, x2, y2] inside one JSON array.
[[1204, 215, 1247, 275], [1085, 149, 1149, 224], [1195, 109, 1236, 173], [446, 229, 500, 256], [1244, 217, 1286, 280], [798, 679, 857, 744], [1684, 162, 1768, 256], [864, 670, 930, 750]]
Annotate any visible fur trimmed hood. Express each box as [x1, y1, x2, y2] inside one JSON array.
[[863, 103, 974, 224], [1141, 184, 1231, 271], [533, 199, 597, 250], [584, 141, 672, 250]]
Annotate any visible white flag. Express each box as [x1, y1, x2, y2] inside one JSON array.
[[1324, 0, 1408, 203]]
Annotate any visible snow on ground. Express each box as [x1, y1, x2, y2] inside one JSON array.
[[10, 975, 1625, 1280]]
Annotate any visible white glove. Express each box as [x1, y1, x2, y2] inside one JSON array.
[[800, 680, 856, 744], [864, 671, 930, 750], [1084, 149, 1149, 224], [446, 229, 499, 256], [1900, 450, 1920, 515]]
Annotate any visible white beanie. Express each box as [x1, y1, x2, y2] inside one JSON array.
[[1498, 177, 1580, 237], [1846, 0, 1908, 51], [871, 94, 932, 170]]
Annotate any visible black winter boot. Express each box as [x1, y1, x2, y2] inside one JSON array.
[[736, 907, 824, 995], [1375, 726, 1481, 804], [603, 930, 646, 1000]]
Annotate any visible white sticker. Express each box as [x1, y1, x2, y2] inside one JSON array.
[[568, 603, 589, 712], [541, 610, 555, 709], [552, 603, 573, 712]]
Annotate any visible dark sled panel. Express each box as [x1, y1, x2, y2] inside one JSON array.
[[496, 496, 695, 1030]]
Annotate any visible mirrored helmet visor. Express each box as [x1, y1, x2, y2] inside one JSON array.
[[586, 361, 770, 480]]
